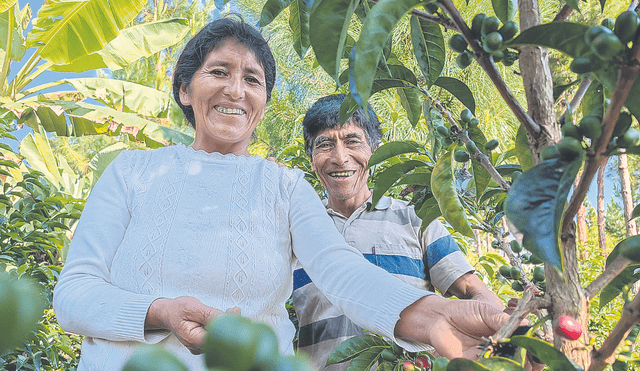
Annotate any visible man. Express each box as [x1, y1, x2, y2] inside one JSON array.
[[293, 94, 505, 370]]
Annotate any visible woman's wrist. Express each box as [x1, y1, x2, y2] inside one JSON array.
[[145, 298, 172, 330]]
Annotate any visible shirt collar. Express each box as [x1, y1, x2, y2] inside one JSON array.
[[323, 194, 392, 215]]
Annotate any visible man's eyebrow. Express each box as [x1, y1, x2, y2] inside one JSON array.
[[344, 132, 364, 139], [313, 136, 334, 145]]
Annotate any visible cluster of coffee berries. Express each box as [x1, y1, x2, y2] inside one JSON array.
[[552, 111, 639, 163], [570, 11, 640, 74], [496, 240, 546, 292], [377, 342, 433, 371], [434, 108, 477, 146], [449, 13, 519, 69]]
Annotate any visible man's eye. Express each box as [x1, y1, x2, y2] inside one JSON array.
[[211, 70, 226, 76]]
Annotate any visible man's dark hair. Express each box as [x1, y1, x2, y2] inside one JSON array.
[[172, 16, 276, 128], [302, 94, 382, 158]]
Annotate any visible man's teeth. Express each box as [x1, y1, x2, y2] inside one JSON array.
[[330, 171, 355, 178], [216, 106, 245, 115]]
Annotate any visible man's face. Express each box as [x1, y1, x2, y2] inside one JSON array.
[[310, 121, 374, 206]]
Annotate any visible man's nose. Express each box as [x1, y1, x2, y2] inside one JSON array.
[[331, 143, 349, 165]]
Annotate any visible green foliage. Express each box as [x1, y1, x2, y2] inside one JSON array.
[[600, 236, 640, 308], [411, 15, 445, 87], [504, 154, 584, 271], [122, 345, 189, 371], [309, 0, 358, 85], [432, 148, 474, 238], [326, 333, 436, 371], [26, 0, 147, 65], [0, 0, 193, 149], [0, 151, 84, 369], [508, 336, 580, 370]]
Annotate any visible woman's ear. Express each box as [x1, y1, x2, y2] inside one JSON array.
[[179, 83, 191, 106]]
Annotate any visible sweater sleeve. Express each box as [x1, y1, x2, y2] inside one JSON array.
[[287, 174, 432, 350], [53, 151, 167, 343]]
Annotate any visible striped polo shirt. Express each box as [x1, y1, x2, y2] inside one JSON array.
[[291, 196, 474, 371]]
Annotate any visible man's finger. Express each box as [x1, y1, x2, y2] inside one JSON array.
[[478, 304, 511, 334]]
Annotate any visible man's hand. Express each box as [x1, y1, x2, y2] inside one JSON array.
[[266, 157, 285, 167], [448, 272, 506, 311], [395, 295, 510, 360], [146, 296, 240, 354]]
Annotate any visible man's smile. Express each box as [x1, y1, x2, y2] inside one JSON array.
[[215, 105, 246, 115], [328, 171, 356, 179]]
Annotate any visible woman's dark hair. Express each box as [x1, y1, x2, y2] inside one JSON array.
[[302, 94, 382, 158], [172, 16, 276, 127]]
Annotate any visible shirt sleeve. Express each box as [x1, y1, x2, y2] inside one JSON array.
[[421, 219, 474, 295], [52, 151, 168, 344], [287, 174, 432, 351]]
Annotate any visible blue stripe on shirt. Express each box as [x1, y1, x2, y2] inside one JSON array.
[[294, 268, 312, 290], [426, 234, 461, 270], [294, 254, 424, 290], [362, 254, 425, 279]]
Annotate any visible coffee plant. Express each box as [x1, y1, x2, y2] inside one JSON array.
[[259, 0, 640, 369]]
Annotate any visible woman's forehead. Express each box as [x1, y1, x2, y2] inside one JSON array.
[[204, 38, 265, 74]]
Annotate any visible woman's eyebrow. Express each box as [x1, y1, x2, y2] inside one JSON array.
[[203, 61, 265, 77]]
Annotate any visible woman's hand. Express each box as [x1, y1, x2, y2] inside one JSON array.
[[146, 296, 240, 354], [395, 295, 510, 360]]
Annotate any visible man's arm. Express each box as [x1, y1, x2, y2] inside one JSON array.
[[447, 272, 505, 311]]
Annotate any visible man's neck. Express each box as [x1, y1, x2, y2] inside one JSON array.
[[327, 190, 372, 218]]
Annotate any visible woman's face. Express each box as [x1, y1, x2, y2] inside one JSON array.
[[180, 38, 267, 155]]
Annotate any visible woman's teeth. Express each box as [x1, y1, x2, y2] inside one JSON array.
[[215, 106, 245, 115]]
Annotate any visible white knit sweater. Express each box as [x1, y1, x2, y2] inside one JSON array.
[[53, 144, 429, 371]]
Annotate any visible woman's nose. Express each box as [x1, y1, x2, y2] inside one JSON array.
[[223, 75, 244, 99]]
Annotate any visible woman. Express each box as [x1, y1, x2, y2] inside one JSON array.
[[53, 16, 508, 371]]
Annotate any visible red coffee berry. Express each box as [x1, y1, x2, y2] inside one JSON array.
[[555, 315, 582, 340], [415, 355, 432, 370], [403, 361, 417, 371]]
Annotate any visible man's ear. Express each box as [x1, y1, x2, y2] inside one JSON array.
[[310, 159, 317, 172], [179, 83, 191, 106]]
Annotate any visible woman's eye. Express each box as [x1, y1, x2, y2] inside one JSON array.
[[246, 76, 261, 84]]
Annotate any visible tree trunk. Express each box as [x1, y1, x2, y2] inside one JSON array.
[[618, 151, 637, 237], [598, 163, 607, 257], [550, 225, 591, 368], [574, 171, 588, 244], [502, 216, 509, 239], [518, 0, 559, 163], [486, 232, 491, 252], [517, 0, 590, 367]]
